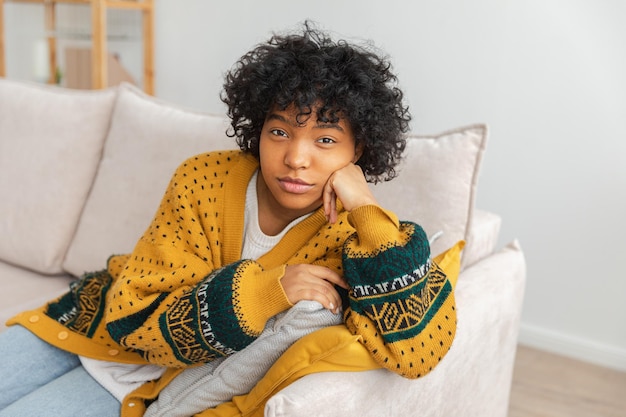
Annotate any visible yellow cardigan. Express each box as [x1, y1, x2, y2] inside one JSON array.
[[8, 150, 460, 415]]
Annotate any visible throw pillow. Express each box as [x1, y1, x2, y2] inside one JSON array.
[[63, 83, 237, 276], [370, 125, 487, 261], [0, 78, 116, 274]]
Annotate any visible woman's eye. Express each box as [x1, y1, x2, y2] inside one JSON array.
[[270, 129, 287, 137], [318, 137, 335, 144]]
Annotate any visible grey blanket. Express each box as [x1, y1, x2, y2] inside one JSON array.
[[144, 301, 342, 417]]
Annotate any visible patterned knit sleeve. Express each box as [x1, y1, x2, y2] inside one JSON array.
[[106, 257, 292, 368], [342, 205, 457, 379]]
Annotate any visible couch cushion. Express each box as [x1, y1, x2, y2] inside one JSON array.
[[0, 78, 116, 274], [63, 83, 236, 276], [370, 125, 487, 260]]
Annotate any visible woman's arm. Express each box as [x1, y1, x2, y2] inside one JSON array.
[[325, 163, 457, 379], [106, 254, 292, 367], [342, 206, 457, 379]]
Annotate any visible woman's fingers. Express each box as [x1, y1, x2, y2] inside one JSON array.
[[281, 264, 348, 313], [323, 163, 377, 223], [322, 179, 338, 223]]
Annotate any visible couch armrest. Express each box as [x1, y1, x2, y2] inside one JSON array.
[[264, 240, 526, 417]]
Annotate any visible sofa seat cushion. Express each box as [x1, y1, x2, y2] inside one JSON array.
[[0, 78, 117, 274], [63, 84, 236, 276], [0, 260, 74, 330]]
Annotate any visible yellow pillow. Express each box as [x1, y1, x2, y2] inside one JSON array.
[[434, 239, 464, 287]]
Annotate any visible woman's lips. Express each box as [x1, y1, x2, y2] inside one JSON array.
[[278, 177, 314, 194]]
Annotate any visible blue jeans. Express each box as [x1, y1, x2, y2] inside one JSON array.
[[0, 325, 120, 417]]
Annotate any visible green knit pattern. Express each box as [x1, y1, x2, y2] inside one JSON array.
[[159, 261, 256, 365], [343, 221, 450, 343], [47, 269, 112, 339]]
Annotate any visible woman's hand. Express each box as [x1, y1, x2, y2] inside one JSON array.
[[281, 264, 349, 314], [323, 163, 378, 223]]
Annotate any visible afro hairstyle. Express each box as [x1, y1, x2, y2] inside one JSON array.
[[221, 22, 411, 183]]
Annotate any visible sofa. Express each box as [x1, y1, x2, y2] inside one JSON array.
[[0, 77, 526, 416]]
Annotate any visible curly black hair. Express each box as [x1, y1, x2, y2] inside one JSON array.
[[221, 22, 411, 183]]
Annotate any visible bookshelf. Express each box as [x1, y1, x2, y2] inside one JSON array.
[[0, 0, 154, 94]]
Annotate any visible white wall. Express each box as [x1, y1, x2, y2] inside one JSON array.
[[4, 0, 626, 370]]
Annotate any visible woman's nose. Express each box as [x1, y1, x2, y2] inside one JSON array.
[[283, 140, 310, 169]]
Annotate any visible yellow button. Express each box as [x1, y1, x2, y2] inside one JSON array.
[[108, 349, 120, 356], [128, 402, 136, 408], [57, 331, 69, 340], [28, 315, 40, 323]]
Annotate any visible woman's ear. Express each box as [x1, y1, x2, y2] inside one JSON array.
[[353, 143, 364, 163]]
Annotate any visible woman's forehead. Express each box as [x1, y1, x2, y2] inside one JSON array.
[[267, 102, 349, 126]]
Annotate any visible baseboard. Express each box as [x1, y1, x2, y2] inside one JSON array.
[[518, 323, 626, 372]]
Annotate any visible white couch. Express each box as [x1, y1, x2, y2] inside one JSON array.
[[0, 78, 526, 416]]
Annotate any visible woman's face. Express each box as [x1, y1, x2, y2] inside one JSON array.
[[257, 105, 358, 222]]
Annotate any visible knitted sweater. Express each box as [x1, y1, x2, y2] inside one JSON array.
[[9, 150, 456, 382]]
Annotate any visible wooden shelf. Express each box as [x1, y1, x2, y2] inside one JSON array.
[[0, 0, 154, 94]]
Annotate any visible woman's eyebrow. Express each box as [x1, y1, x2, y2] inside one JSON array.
[[314, 121, 344, 132], [266, 112, 345, 132], [265, 113, 288, 123]]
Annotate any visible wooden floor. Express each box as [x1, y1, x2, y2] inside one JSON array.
[[508, 345, 626, 417]]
